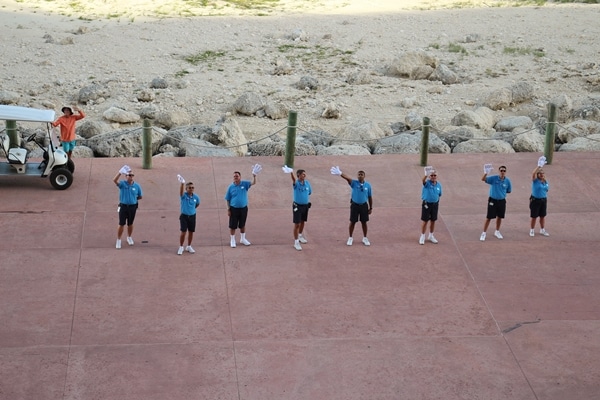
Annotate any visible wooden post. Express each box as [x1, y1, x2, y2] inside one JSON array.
[[142, 119, 152, 170], [284, 111, 297, 168], [419, 117, 430, 167], [6, 120, 18, 148], [544, 103, 557, 165]]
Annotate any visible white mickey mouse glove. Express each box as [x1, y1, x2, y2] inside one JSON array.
[[330, 166, 342, 176], [483, 163, 493, 174], [424, 166, 433, 177], [252, 164, 262, 175], [282, 165, 293, 174], [537, 156, 546, 167], [119, 165, 131, 175], [177, 174, 185, 184]]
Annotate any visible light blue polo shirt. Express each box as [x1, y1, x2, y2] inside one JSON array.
[[350, 180, 372, 204], [118, 181, 143, 205], [181, 193, 200, 215], [421, 180, 442, 203], [293, 179, 312, 204], [531, 179, 549, 199], [225, 180, 252, 208], [485, 175, 512, 200]]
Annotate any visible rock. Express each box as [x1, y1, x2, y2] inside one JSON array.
[[294, 76, 319, 91], [150, 77, 168, 89], [557, 120, 600, 143], [232, 92, 265, 116], [484, 87, 512, 110], [550, 93, 573, 123], [494, 116, 533, 131], [451, 106, 496, 129], [321, 103, 341, 119], [178, 137, 234, 157], [77, 119, 110, 139], [346, 71, 372, 85], [264, 100, 288, 120], [334, 119, 387, 152], [453, 139, 515, 153], [211, 115, 248, 156], [103, 107, 141, 124], [429, 64, 458, 85], [385, 50, 438, 78], [155, 110, 191, 129], [316, 144, 370, 155], [559, 134, 600, 151], [512, 129, 544, 152], [78, 84, 108, 104], [137, 89, 155, 102], [373, 131, 450, 154], [0, 90, 21, 105], [83, 127, 164, 157], [72, 145, 94, 158], [299, 129, 334, 146], [273, 58, 293, 75]]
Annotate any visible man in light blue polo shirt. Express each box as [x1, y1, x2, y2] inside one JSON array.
[[420, 167, 442, 245], [283, 166, 312, 251], [480, 164, 512, 241], [177, 175, 200, 255], [113, 165, 143, 249], [225, 165, 261, 248], [330, 166, 373, 246]]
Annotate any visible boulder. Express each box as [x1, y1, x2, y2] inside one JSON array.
[[212, 115, 248, 157], [232, 92, 265, 116], [512, 129, 545, 152], [453, 139, 515, 153], [103, 107, 140, 124]]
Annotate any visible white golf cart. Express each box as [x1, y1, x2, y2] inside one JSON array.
[[0, 105, 74, 190]]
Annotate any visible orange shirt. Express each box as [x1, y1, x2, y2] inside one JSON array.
[[52, 110, 85, 142]]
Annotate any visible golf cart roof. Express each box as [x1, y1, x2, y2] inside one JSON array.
[[0, 105, 55, 123]]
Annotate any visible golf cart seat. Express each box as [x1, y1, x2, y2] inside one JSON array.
[[1, 133, 27, 164]]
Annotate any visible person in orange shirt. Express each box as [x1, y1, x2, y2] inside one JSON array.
[[52, 106, 85, 159]]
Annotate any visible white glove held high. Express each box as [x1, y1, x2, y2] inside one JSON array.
[[119, 165, 131, 175], [537, 156, 546, 167], [282, 165, 293, 174], [424, 166, 433, 177], [330, 166, 342, 176], [483, 164, 493, 174], [252, 164, 262, 175], [177, 174, 185, 184]]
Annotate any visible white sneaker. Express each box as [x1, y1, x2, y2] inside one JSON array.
[[177, 246, 184, 255], [494, 230, 503, 239], [428, 234, 438, 244], [294, 242, 302, 251], [186, 245, 195, 253], [419, 234, 425, 245], [240, 238, 251, 246], [362, 237, 371, 246], [530, 229, 535, 237], [480, 232, 486, 242], [230, 238, 236, 248], [126, 237, 134, 246], [347, 237, 353, 246], [540, 229, 550, 237], [116, 239, 121, 249], [298, 235, 308, 244]]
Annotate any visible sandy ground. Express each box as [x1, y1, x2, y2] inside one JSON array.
[[1, 0, 599, 140]]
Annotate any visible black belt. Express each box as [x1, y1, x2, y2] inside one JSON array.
[[351, 201, 368, 206]]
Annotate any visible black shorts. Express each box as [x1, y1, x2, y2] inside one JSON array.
[[421, 201, 439, 222], [529, 197, 547, 218], [228, 206, 248, 230], [350, 201, 369, 223], [486, 197, 506, 219], [180, 214, 197, 232], [293, 202, 309, 224], [118, 203, 138, 226]]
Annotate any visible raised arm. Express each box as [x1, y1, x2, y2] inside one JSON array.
[[340, 172, 352, 185]]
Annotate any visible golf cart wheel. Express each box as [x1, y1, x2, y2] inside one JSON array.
[[49, 168, 73, 190], [67, 158, 75, 173]]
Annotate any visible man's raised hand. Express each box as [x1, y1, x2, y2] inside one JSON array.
[[330, 166, 342, 176], [282, 165, 293, 174]]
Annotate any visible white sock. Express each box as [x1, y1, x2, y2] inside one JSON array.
[[241, 233, 246, 240], [230, 235, 235, 240]]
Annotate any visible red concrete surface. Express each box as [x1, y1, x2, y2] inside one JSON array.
[[1, 152, 599, 400]]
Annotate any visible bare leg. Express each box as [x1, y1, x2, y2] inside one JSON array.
[[117, 225, 125, 239], [495, 217, 502, 231], [349, 222, 356, 237], [483, 219, 491, 233], [429, 220, 436, 234], [180, 231, 186, 246], [361, 221, 368, 236]]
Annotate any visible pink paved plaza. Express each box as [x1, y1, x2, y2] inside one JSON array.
[[1, 152, 599, 399]]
